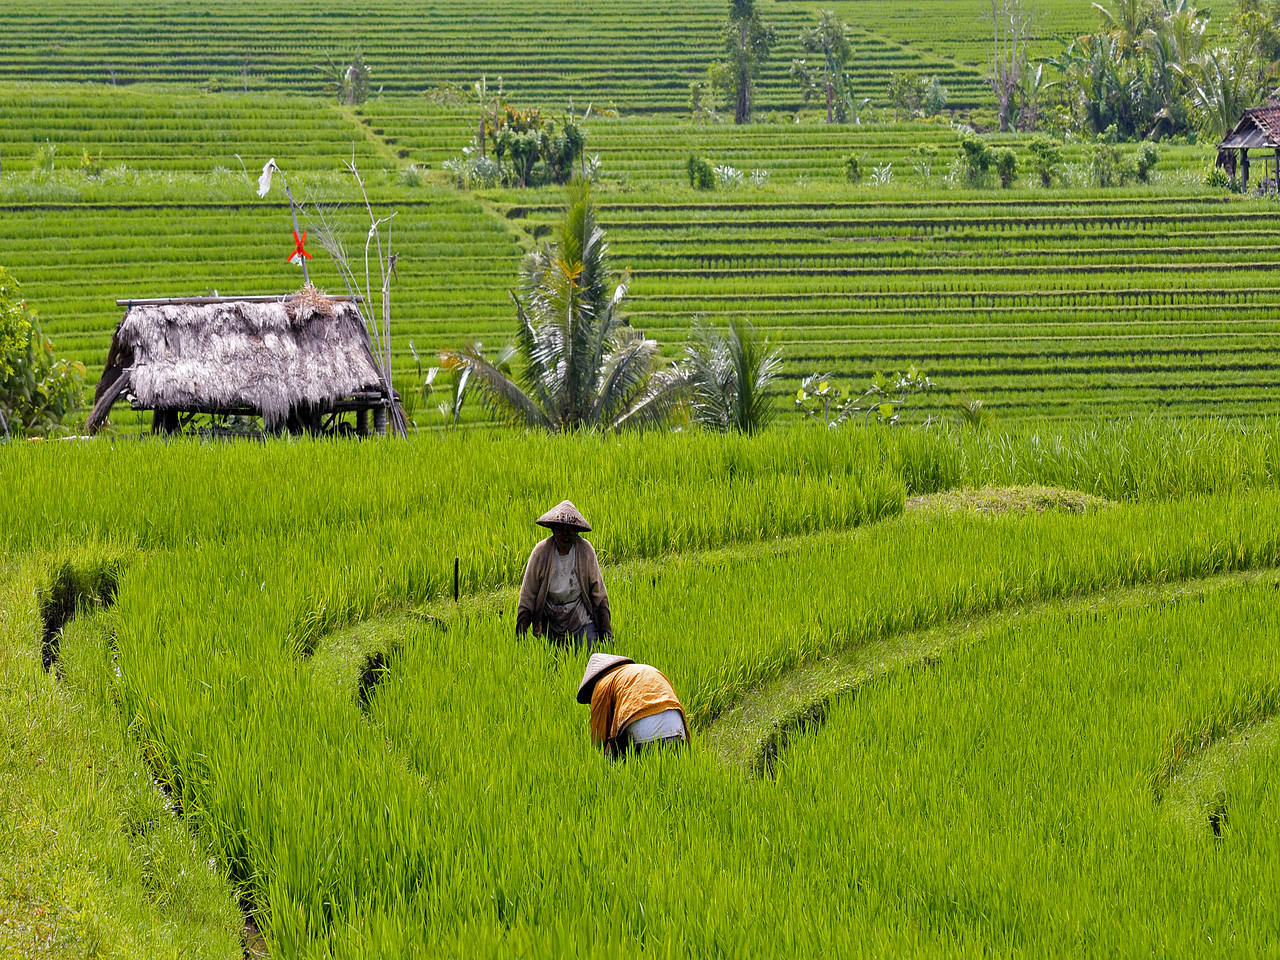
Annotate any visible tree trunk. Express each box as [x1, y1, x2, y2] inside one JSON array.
[[825, 77, 833, 123], [734, 19, 751, 125]]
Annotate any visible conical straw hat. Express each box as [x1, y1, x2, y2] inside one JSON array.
[[536, 500, 591, 532], [577, 653, 634, 703]]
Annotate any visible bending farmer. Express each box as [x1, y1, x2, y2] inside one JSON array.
[[516, 500, 611, 648], [577, 653, 689, 758]]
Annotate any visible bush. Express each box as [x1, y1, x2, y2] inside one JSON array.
[[687, 154, 715, 190], [922, 76, 948, 117], [958, 135, 991, 186], [1087, 140, 1124, 187], [1028, 136, 1061, 187], [0, 268, 85, 437], [994, 147, 1017, 188], [887, 72, 923, 121], [1132, 143, 1159, 183], [1204, 166, 1238, 191], [912, 143, 940, 181], [842, 154, 862, 184]]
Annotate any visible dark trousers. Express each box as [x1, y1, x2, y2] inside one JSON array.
[[549, 621, 598, 652]]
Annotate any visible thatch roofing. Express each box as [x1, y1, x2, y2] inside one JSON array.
[[87, 291, 388, 433], [1219, 105, 1280, 149]]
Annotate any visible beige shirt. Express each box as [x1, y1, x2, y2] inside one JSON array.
[[547, 543, 581, 604]]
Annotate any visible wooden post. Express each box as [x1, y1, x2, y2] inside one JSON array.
[[356, 407, 369, 437], [1242, 148, 1250, 191], [373, 405, 388, 436], [151, 410, 179, 435], [453, 557, 460, 602]]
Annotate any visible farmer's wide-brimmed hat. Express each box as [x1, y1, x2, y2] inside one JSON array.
[[577, 653, 634, 704], [537, 499, 591, 532]]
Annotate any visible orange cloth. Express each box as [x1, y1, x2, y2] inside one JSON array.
[[589, 663, 688, 748]]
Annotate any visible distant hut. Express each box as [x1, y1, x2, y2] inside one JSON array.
[[1216, 103, 1280, 192], [86, 290, 398, 436]]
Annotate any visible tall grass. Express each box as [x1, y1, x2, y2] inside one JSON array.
[[4, 421, 1280, 952]]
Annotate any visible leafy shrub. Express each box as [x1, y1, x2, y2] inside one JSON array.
[[1132, 143, 1159, 183], [0, 269, 85, 437], [887, 71, 923, 120], [954, 397, 993, 430], [1028, 136, 1061, 186], [319, 48, 371, 105], [31, 140, 57, 177], [1087, 140, 1124, 187], [796, 366, 934, 427], [79, 150, 101, 180], [714, 164, 744, 188], [922, 76, 948, 117], [442, 151, 500, 189], [958, 135, 992, 186], [1204, 166, 1238, 191], [687, 154, 715, 189], [842, 153, 862, 184], [871, 162, 894, 185], [994, 147, 1017, 188], [683, 319, 781, 434], [912, 143, 940, 181]]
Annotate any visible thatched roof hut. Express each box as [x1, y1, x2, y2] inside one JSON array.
[[1216, 103, 1280, 191], [87, 291, 395, 435]]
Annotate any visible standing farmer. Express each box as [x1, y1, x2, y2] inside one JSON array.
[[516, 500, 611, 648], [577, 653, 690, 758]]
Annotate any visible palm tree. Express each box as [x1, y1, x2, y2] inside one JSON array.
[[683, 319, 782, 434], [1093, 0, 1154, 54], [1178, 47, 1266, 141], [442, 181, 688, 432]]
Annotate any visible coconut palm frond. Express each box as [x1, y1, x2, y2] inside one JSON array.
[[585, 273, 630, 404], [512, 291, 558, 414], [684, 323, 736, 432], [609, 365, 692, 432], [442, 342, 552, 429], [729, 318, 782, 435], [684, 319, 782, 434], [588, 331, 659, 425]]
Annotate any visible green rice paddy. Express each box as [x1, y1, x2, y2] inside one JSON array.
[[5, 2, 1280, 955]]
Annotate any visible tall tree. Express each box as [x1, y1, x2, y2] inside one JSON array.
[[721, 0, 777, 124], [795, 11, 854, 123], [441, 182, 687, 432]]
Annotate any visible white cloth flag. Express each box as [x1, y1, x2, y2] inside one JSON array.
[[257, 159, 276, 198]]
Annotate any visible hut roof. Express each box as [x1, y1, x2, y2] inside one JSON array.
[[1219, 105, 1280, 149], [87, 291, 387, 432]]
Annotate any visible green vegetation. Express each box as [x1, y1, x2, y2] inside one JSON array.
[[0, 267, 85, 437], [442, 183, 688, 431], [3, 85, 1275, 424], [4, 421, 1280, 952], [0, 555, 242, 957]]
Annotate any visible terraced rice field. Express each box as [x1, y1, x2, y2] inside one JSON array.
[[0, 0, 987, 111], [3, 81, 1271, 421], [7, 422, 1280, 954]]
